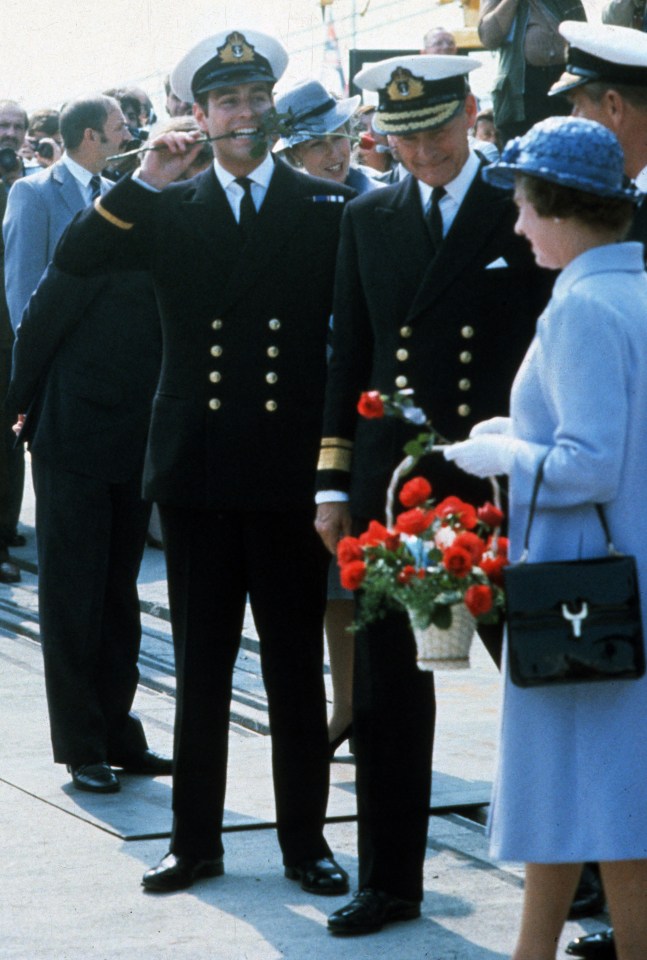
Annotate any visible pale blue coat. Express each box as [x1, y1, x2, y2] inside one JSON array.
[[489, 242, 647, 863]]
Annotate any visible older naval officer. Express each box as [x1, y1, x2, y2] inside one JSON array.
[[315, 53, 551, 935]]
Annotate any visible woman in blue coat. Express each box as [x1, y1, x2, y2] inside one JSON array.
[[445, 116, 647, 959]]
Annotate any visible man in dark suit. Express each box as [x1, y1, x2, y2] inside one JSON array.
[[315, 54, 551, 935], [54, 28, 354, 895], [9, 263, 170, 793], [0, 178, 24, 584]]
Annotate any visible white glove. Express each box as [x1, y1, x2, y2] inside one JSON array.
[[469, 416, 512, 438], [443, 435, 520, 478]]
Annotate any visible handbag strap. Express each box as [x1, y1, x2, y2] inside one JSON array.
[[520, 453, 619, 561]]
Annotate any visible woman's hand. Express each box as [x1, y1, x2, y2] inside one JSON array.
[[443, 434, 520, 477], [469, 416, 513, 438]]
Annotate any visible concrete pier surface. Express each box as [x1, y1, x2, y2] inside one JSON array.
[[0, 468, 607, 959]]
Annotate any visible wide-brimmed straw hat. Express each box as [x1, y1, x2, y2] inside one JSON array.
[[273, 80, 360, 151], [482, 116, 639, 202]]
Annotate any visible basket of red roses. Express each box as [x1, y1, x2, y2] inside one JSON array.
[[336, 390, 509, 671]]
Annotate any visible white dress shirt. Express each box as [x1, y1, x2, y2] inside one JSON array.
[[213, 152, 275, 220], [417, 150, 481, 237], [60, 153, 103, 204]]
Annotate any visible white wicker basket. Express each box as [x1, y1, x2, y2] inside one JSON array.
[[409, 604, 476, 671]]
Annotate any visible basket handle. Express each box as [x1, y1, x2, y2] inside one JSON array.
[[385, 445, 502, 535]]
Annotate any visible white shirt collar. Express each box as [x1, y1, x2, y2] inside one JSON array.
[[416, 150, 481, 210], [213, 151, 275, 192], [61, 152, 97, 188]]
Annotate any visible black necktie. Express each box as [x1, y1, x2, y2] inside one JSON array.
[[89, 175, 102, 201], [235, 176, 257, 240], [426, 186, 446, 250]]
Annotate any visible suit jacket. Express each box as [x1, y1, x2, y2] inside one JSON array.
[[53, 160, 355, 509], [9, 263, 162, 484], [317, 163, 553, 519], [3, 160, 109, 330], [0, 185, 14, 349]]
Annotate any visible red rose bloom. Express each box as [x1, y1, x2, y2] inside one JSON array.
[[496, 536, 509, 559], [464, 584, 494, 617], [336, 536, 363, 566], [359, 133, 376, 150], [399, 476, 432, 508], [443, 545, 473, 578], [397, 564, 416, 584], [486, 535, 509, 559], [357, 391, 385, 419], [453, 532, 486, 565], [435, 496, 478, 530], [480, 554, 508, 587], [359, 520, 390, 546], [394, 508, 434, 536], [384, 532, 401, 551], [478, 502, 504, 528], [340, 560, 367, 591]]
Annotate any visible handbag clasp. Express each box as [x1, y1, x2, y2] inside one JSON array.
[[561, 601, 589, 638]]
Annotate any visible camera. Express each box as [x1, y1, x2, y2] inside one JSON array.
[[35, 140, 54, 160], [0, 147, 21, 175]]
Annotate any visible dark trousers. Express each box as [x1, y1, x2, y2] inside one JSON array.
[[0, 346, 24, 550], [160, 505, 332, 865], [354, 608, 436, 902], [32, 457, 150, 765], [350, 521, 502, 903]]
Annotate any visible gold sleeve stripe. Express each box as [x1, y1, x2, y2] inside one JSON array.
[[320, 437, 353, 450], [317, 447, 352, 472], [94, 198, 135, 231]]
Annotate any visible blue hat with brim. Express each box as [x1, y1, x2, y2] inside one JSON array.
[[273, 81, 360, 151], [483, 116, 639, 202]]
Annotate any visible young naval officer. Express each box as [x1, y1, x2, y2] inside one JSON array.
[[315, 54, 552, 935], [548, 21, 647, 960], [54, 29, 355, 895]]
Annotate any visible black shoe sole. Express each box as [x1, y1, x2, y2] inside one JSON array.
[[142, 860, 224, 893], [328, 907, 421, 936], [70, 778, 121, 793], [284, 866, 349, 896]]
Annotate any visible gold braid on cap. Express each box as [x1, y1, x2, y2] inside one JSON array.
[[373, 99, 462, 134]]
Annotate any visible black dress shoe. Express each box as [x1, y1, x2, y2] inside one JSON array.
[[285, 857, 349, 895], [328, 888, 421, 935], [113, 749, 173, 775], [0, 560, 20, 584], [568, 862, 605, 919], [566, 929, 616, 959], [142, 852, 224, 892], [329, 724, 353, 760], [67, 762, 120, 793]]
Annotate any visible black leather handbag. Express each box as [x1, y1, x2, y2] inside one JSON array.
[[504, 457, 645, 688]]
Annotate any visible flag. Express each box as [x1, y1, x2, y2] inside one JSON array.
[[320, 4, 347, 96]]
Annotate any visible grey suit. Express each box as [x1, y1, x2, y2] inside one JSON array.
[[3, 160, 107, 330]]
